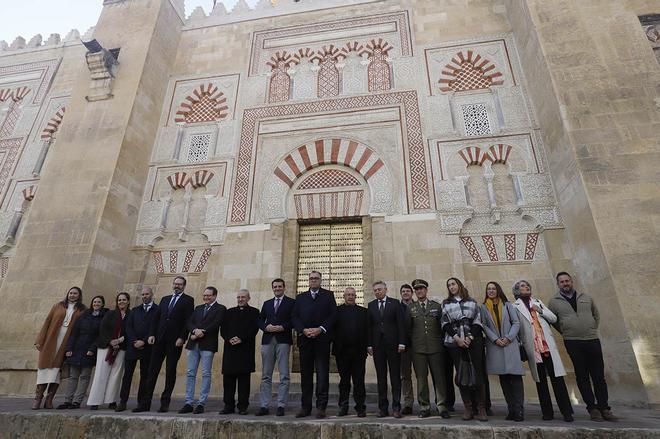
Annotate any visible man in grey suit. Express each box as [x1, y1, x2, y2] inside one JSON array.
[[256, 278, 295, 417]]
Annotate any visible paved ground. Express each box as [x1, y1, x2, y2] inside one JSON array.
[[2, 396, 658, 430]]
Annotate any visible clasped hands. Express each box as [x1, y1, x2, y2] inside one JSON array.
[[229, 336, 242, 345], [265, 324, 285, 333], [189, 329, 205, 340], [302, 327, 323, 338], [495, 337, 512, 347]]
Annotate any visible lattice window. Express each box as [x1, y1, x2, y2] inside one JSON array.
[[318, 57, 340, 98], [298, 169, 360, 190], [462, 104, 492, 136], [267, 51, 293, 103], [364, 39, 393, 92], [187, 133, 210, 163]]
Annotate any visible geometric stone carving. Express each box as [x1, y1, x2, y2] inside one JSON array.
[[461, 103, 491, 136], [40, 107, 66, 139], [267, 51, 294, 103], [294, 190, 364, 219], [174, 83, 229, 124], [459, 232, 543, 263], [151, 247, 212, 274], [84, 45, 119, 102], [313, 45, 344, 98], [298, 169, 360, 190], [439, 50, 503, 93], [189, 169, 214, 188], [363, 38, 393, 92], [167, 172, 188, 190]]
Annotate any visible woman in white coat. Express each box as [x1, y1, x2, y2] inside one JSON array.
[[512, 280, 574, 422]]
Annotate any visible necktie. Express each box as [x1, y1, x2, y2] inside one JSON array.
[[203, 304, 210, 318], [379, 300, 385, 316], [274, 297, 280, 314], [311, 290, 317, 300], [168, 294, 178, 314], [421, 301, 426, 312], [143, 304, 148, 313]]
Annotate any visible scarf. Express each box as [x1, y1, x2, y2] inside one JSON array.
[[485, 298, 503, 334], [521, 296, 549, 363], [104, 311, 124, 365]]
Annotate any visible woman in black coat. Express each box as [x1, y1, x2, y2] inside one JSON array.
[[58, 296, 107, 409]]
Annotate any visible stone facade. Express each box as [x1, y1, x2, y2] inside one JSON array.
[[0, 0, 658, 407]]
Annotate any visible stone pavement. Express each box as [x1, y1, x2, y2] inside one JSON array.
[[1, 396, 659, 438]]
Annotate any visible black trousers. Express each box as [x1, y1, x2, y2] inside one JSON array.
[[223, 373, 251, 411], [335, 348, 367, 412], [536, 354, 574, 417], [144, 340, 183, 407], [299, 340, 331, 411], [443, 346, 456, 408], [119, 355, 151, 405], [372, 344, 401, 412], [499, 374, 524, 417], [564, 339, 608, 412]]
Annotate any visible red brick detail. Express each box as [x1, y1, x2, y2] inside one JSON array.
[[298, 145, 312, 169], [182, 249, 195, 272], [344, 141, 358, 166], [0, 89, 11, 102], [488, 144, 513, 164], [11, 86, 30, 102], [230, 91, 432, 224], [267, 51, 294, 103], [364, 39, 393, 92], [504, 234, 516, 261], [284, 155, 302, 177], [330, 139, 341, 163], [292, 47, 314, 64], [342, 41, 364, 55], [152, 251, 165, 274], [315, 140, 325, 165], [194, 248, 212, 273], [41, 107, 66, 140], [355, 148, 372, 172], [0, 257, 8, 279], [364, 159, 384, 180], [167, 172, 188, 190], [298, 169, 360, 190], [174, 83, 228, 124], [439, 50, 504, 93], [524, 233, 539, 261], [189, 170, 214, 189], [458, 146, 491, 166], [274, 167, 294, 188], [460, 236, 483, 262], [22, 185, 36, 201], [169, 250, 178, 273], [482, 235, 498, 261]]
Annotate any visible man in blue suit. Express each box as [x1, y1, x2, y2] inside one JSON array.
[[256, 278, 295, 417], [135, 276, 194, 413], [291, 271, 337, 418], [116, 287, 158, 412]]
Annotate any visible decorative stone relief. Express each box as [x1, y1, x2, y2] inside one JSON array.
[[84, 46, 118, 102]]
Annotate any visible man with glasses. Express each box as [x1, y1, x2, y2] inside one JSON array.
[[291, 271, 337, 418]]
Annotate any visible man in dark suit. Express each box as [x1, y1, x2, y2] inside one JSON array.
[[256, 278, 295, 417], [333, 287, 368, 417], [116, 287, 158, 412], [291, 270, 337, 419], [220, 289, 259, 415], [367, 280, 406, 418], [179, 286, 225, 414], [134, 276, 194, 413]]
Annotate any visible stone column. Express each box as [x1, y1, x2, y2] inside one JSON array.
[[505, 0, 660, 406], [0, 0, 183, 383]]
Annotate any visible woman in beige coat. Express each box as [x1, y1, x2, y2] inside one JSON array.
[[33, 287, 86, 409]]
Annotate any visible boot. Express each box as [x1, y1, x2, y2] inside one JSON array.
[[476, 404, 488, 422], [44, 383, 59, 409], [462, 400, 474, 420], [32, 384, 47, 410]]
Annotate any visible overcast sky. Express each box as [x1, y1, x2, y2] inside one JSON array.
[[1, 0, 261, 44]]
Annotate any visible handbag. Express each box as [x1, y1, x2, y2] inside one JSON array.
[[455, 349, 478, 388], [505, 303, 528, 362]]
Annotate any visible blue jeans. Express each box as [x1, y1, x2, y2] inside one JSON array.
[[185, 345, 214, 406]]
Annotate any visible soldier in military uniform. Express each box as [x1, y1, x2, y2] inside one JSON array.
[[406, 279, 450, 418]]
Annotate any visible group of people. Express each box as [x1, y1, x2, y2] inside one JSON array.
[[32, 271, 617, 423]]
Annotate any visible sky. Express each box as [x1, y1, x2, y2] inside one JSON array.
[[0, 0, 261, 44]]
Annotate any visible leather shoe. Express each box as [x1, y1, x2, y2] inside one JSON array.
[[337, 407, 348, 417], [238, 409, 248, 415], [589, 409, 604, 422], [418, 410, 430, 418], [295, 410, 310, 418], [193, 405, 204, 414], [178, 404, 193, 414], [108, 402, 117, 410], [357, 411, 366, 418], [315, 409, 326, 419], [132, 405, 150, 413], [56, 402, 72, 410], [256, 407, 269, 416], [157, 405, 169, 413], [440, 411, 451, 419], [71, 402, 80, 409], [542, 414, 553, 421], [563, 414, 574, 422], [505, 413, 514, 420], [377, 411, 389, 418], [392, 410, 402, 419], [402, 406, 413, 415], [600, 409, 618, 422], [114, 402, 126, 412], [276, 407, 285, 417], [513, 414, 524, 422], [219, 407, 235, 414]]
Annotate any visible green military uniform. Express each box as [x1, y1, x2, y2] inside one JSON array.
[[406, 299, 447, 413]]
